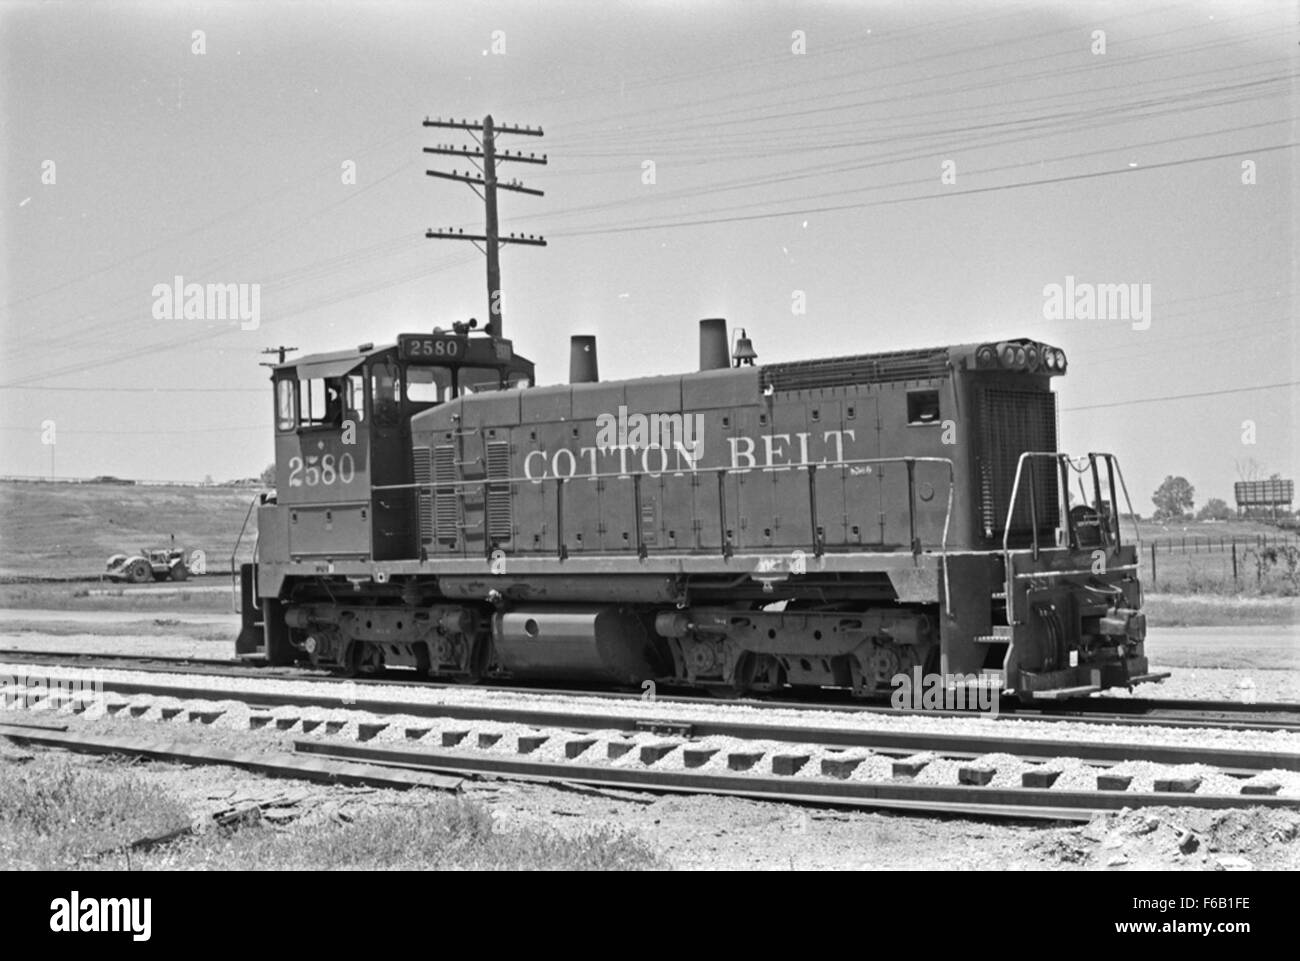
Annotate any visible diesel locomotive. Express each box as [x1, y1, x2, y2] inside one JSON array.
[[237, 316, 1155, 699]]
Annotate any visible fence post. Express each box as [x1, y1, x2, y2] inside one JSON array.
[[1231, 541, 1238, 589], [1150, 543, 1157, 590]]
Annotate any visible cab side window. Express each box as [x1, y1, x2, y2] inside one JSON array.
[[276, 379, 296, 432], [406, 366, 450, 404], [371, 360, 401, 427], [300, 378, 346, 428], [344, 373, 366, 423]]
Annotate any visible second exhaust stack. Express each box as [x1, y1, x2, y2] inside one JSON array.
[[699, 318, 729, 370], [569, 335, 599, 383]]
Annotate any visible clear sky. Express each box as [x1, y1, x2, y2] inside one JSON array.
[[1, 0, 1295, 516]]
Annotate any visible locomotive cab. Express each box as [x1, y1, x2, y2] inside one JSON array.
[[262, 329, 534, 568]]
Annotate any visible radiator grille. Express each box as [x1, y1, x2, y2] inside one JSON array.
[[485, 441, 513, 542], [977, 387, 1059, 540], [762, 348, 949, 392], [433, 445, 459, 544], [411, 448, 434, 546]]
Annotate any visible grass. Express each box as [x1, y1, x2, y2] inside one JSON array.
[[1144, 593, 1298, 628], [0, 480, 260, 580], [0, 581, 234, 614], [0, 756, 192, 870], [0, 756, 666, 871], [141, 802, 667, 871]]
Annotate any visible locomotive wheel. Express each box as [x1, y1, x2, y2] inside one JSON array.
[[707, 652, 784, 698], [413, 644, 431, 678], [343, 643, 383, 677], [452, 635, 491, 684], [735, 652, 785, 694], [126, 560, 151, 584]]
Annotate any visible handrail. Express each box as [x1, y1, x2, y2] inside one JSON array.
[[1103, 451, 1142, 559], [230, 493, 262, 612], [377, 454, 958, 617], [1001, 450, 1137, 626]]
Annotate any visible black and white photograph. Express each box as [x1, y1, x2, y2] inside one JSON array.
[[0, 0, 1295, 908]]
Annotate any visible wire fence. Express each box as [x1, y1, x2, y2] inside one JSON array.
[[1145, 533, 1300, 554], [0, 474, 262, 489]]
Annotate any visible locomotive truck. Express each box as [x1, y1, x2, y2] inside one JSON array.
[[236, 317, 1154, 699]]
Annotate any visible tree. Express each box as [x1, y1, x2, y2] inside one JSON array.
[[1196, 497, 1231, 522], [260, 462, 276, 486], [1152, 475, 1195, 521]]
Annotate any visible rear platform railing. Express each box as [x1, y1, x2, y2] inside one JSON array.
[[1000, 451, 1141, 626]]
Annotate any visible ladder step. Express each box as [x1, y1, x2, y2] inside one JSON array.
[[973, 626, 1012, 644]]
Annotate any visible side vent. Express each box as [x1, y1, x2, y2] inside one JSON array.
[[433, 445, 459, 545], [485, 441, 513, 543], [412, 448, 434, 547]]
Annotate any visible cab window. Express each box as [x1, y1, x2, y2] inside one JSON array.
[[300, 377, 347, 428], [276, 380, 296, 432], [459, 366, 504, 395], [344, 373, 365, 422], [371, 359, 401, 427], [406, 366, 451, 404]]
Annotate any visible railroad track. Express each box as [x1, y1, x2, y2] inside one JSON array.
[[3, 663, 1297, 821], [1, 699, 1295, 822], [3, 647, 1298, 733]]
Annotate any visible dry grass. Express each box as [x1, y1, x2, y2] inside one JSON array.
[[1144, 593, 1298, 628], [0, 756, 191, 870], [140, 801, 667, 871], [0, 481, 259, 580], [0, 755, 666, 871], [0, 581, 234, 614]]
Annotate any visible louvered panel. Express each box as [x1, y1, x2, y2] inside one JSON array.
[[433, 445, 459, 545], [485, 441, 513, 542], [977, 387, 1059, 542], [412, 448, 435, 546], [762, 348, 949, 391]]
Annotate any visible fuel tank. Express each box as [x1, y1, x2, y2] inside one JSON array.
[[491, 606, 667, 684]]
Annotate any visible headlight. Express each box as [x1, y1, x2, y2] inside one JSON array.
[[1013, 345, 1026, 368], [1024, 344, 1041, 370], [1044, 350, 1058, 370], [1055, 349, 1067, 369], [999, 343, 1017, 367]]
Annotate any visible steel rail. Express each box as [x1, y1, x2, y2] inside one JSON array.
[[4, 671, 1295, 773], [2, 648, 1298, 734], [294, 740, 1300, 822]]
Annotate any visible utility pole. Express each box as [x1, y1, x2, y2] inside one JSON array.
[[259, 345, 298, 368], [422, 114, 547, 339]]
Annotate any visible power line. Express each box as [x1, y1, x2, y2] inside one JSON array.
[[1062, 381, 1300, 413], [551, 142, 1299, 237]]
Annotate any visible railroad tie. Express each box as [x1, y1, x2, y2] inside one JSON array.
[[771, 754, 810, 777], [564, 738, 597, 759], [958, 765, 996, 786], [820, 756, 864, 779], [727, 751, 763, 772], [639, 742, 678, 765]]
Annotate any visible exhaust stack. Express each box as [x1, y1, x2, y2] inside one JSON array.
[[569, 335, 599, 383], [699, 318, 729, 371]]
